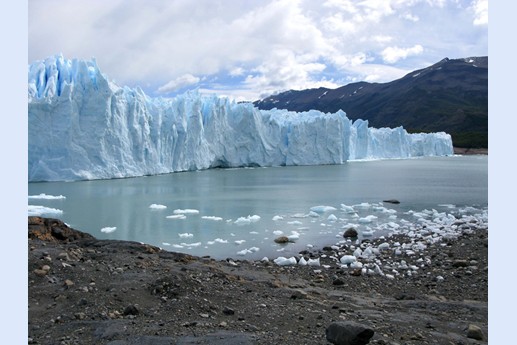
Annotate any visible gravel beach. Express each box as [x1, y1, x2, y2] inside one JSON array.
[[28, 216, 488, 345]]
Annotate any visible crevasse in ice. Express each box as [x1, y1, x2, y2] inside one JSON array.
[[28, 55, 453, 182]]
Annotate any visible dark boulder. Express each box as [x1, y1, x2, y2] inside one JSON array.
[[326, 321, 374, 345]]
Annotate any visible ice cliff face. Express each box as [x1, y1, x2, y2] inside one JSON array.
[[28, 55, 453, 182]]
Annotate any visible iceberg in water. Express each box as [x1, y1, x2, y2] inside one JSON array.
[[28, 55, 454, 182]]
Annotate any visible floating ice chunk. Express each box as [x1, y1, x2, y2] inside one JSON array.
[[234, 215, 261, 225], [274, 256, 297, 266], [149, 204, 167, 210], [272, 215, 284, 221], [358, 215, 378, 223], [234, 240, 246, 245], [307, 258, 321, 266], [327, 214, 338, 222], [298, 257, 308, 266], [340, 204, 355, 213], [291, 213, 308, 218], [362, 229, 374, 236], [308, 211, 320, 218], [178, 233, 193, 238], [28, 205, 64, 216], [101, 226, 117, 233], [261, 257, 269, 262], [350, 261, 363, 269], [249, 231, 259, 235], [377, 243, 390, 251], [180, 242, 201, 247], [162, 242, 171, 246], [340, 255, 357, 265], [28, 193, 66, 200], [236, 249, 250, 256], [353, 248, 362, 257], [214, 238, 228, 243], [202, 216, 223, 221], [354, 202, 371, 209], [273, 230, 284, 236], [287, 231, 300, 241], [288, 220, 303, 225], [310, 205, 337, 213], [306, 244, 314, 248], [172, 244, 184, 248], [166, 214, 186, 220], [173, 209, 200, 214]]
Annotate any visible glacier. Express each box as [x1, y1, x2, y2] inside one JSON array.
[[28, 55, 453, 182]]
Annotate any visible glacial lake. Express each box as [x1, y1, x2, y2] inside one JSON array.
[[28, 155, 488, 260]]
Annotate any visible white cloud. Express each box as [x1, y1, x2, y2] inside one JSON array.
[[157, 74, 200, 94], [29, 0, 487, 100], [381, 44, 424, 63], [472, 0, 488, 26]]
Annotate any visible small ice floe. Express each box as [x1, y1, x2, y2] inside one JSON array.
[[202, 216, 223, 221], [287, 220, 303, 225], [236, 247, 259, 256], [162, 242, 171, 246], [353, 248, 362, 258], [306, 244, 314, 248], [340, 255, 357, 265], [234, 215, 261, 225], [101, 227, 117, 233], [287, 231, 300, 241], [291, 213, 307, 218], [178, 233, 194, 238], [308, 211, 320, 218], [310, 205, 337, 213], [149, 204, 167, 210], [180, 242, 202, 247], [340, 204, 355, 213], [358, 215, 378, 224], [272, 215, 284, 221], [261, 257, 269, 262], [273, 256, 297, 266], [28, 193, 66, 200], [172, 244, 184, 248], [307, 258, 321, 267], [234, 240, 246, 245], [298, 257, 308, 266], [28, 205, 64, 217], [249, 231, 259, 235], [327, 214, 338, 222], [273, 230, 284, 236], [350, 261, 363, 269], [214, 238, 228, 243], [377, 242, 390, 251], [166, 214, 186, 220], [173, 209, 200, 215], [353, 202, 371, 209], [362, 229, 374, 237]]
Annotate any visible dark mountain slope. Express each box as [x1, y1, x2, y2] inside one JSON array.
[[254, 57, 488, 148]]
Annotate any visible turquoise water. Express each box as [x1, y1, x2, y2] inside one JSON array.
[[28, 156, 487, 260]]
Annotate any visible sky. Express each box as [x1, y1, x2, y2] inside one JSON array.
[[29, 0, 488, 102]]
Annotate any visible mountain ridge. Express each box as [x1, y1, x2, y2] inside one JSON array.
[[254, 57, 488, 148]]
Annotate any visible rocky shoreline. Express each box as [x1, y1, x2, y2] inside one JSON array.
[[28, 216, 487, 345]]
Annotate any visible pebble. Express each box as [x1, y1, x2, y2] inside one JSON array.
[[33, 269, 48, 277], [64, 279, 74, 287], [467, 324, 484, 340]]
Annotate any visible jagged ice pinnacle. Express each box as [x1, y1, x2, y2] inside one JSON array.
[[28, 55, 453, 182]]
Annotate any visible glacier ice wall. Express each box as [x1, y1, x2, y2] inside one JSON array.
[[28, 55, 453, 182]]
